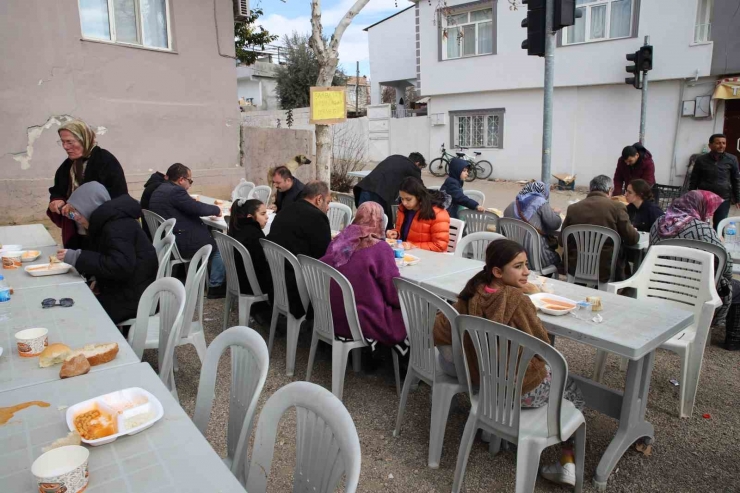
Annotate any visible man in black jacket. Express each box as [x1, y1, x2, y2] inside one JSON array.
[[140, 171, 165, 210], [689, 134, 740, 230], [58, 182, 157, 328], [271, 166, 305, 213], [148, 163, 226, 298], [353, 152, 426, 226], [267, 181, 332, 318]]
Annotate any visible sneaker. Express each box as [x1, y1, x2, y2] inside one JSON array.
[[540, 461, 576, 487], [206, 284, 226, 299]]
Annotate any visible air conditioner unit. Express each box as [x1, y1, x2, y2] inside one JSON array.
[[234, 0, 250, 22]]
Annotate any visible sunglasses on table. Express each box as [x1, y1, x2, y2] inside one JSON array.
[[41, 298, 75, 309]]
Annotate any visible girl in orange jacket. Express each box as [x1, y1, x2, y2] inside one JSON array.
[[387, 177, 450, 252]]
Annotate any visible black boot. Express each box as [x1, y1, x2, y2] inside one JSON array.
[[207, 284, 226, 299]]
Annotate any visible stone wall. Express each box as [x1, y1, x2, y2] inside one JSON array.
[[241, 126, 315, 186]]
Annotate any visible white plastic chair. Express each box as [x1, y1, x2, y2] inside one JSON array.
[[152, 218, 175, 255], [391, 204, 399, 226], [193, 326, 269, 485], [658, 238, 727, 285], [393, 279, 466, 468], [454, 232, 506, 261], [448, 218, 465, 253], [299, 255, 402, 400], [463, 189, 485, 207], [232, 180, 256, 201], [328, 202, 353, 232], [451, 315, 586, 493], [260, 239, 309, 377], [246, 381, 361, 493], [214, 231, 269, 332], [593, 246, 721, 418], [334, 192, 356, 212], [248, 185, 272, 204], [561, 225, 622, 290], [716, 216, 740, 241], [427, 185, 441, 191], [127, 278, 187, 398], [382, 214, 389, 231], [142, 209, 190, 274], [498, 217, 557, 276], [458, 209, 499, 235]]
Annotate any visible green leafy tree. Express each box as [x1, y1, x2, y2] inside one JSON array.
[[234, 9, 279, 66], [274, 32, 346, 110]]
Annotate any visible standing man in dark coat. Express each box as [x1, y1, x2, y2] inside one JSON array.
[[267, 181, 332, 318], [57, 182, 157, 327], [689, 133, 740, 230], [440, 158, 485, 219], [613, 143, 656, 196], [271, 166, 305, 213], [353, 152, 426, 225]]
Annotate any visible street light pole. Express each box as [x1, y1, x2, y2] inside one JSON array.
[[639, 35, 650, 145], [541, 0, 555, 183]]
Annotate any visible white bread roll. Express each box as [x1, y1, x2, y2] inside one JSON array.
[[65, 343, 119, 366], [39, 343, 72, 368]]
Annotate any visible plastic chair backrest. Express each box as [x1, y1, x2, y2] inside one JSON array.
[[716, 216, 740, 241], [455, 232, 506, 261], [156, 234, 176, 280], [463, 189, 485, 207], [213, 231, 264, 297], [391, 204, 399, 226], [498, 218, 543, 272], [393, 278, 464, 386], [249, 185, 272, 204], [260, 239, 309, 314], [457, 315, 568, 441], [427, 186, 441, 191], [193, 326, 268, 485], [246, 381, 361, 493], [129, 278, 186, 387], [382, 214, 389, 231], [142, 209, 164, 239], [181, 244, 212, 339], [458, 209, 499, 235], [334, 192, 355, 212], [561, 225, 622, 287], [327, 202, 353, 231], [657, 238, 727, 285], [233, 181, 255, 200], [448, 218, 465, 253], [298, 255, 365, 343], [153, 218, 175, 253]]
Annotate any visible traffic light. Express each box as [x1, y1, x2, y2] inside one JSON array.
[[638, 45, 653, 71], [521, 0, 546, 57], [554, 0, 578, 31], [625, 50, 641, 89]]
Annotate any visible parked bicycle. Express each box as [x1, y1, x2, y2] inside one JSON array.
[[428, 143, 493, 182]]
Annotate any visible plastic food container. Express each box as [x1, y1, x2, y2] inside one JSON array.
[[529, 293, 578, 316], [2, 251, 23, 269], [65, 388, 164, 446], [401, 253, 420, 266], [21, 250, 41, 262], [25, 262, 72, 277]]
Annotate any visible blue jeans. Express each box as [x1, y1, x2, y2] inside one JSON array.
[[209, 250, 225, 287]]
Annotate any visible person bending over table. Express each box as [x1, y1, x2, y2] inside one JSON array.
[[56, 182, 157, 329], [386, 177, 450, 252], [613, 143, 655, 197], [440, 158, 485, 219], [625, 179, 664, 232], [432, 239, 584, 488]]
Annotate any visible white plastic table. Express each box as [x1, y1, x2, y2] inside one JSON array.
[[419, 275, 694, 490], [0, 282, 139, 393], [347, 170, 371, 179], [0, 363, 245, 493], [0, 224, 57, 249], [1, 246, 85, 291], [397, 249, 483, 285]]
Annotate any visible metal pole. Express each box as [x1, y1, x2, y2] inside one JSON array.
[[639, 35, 649, 145], [541, 0, 555, 183], [356, 61, 360, 116]]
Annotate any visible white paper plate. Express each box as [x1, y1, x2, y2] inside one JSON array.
[[24, 262, 72, 277], [529, 293, 578, 316], [402, 253, 420, 266], [20, 250, 41, 262]]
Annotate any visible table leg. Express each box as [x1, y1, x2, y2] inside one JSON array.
[[592, 351, 656, 491]]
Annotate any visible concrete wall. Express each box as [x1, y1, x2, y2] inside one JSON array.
[[241, 127, 315, 186], [390, 116, 430, 157], [236, 62, 279, 110], [367, 6, 417, 104], [0, 0, 241, 223], [711, 0, 740, 76]]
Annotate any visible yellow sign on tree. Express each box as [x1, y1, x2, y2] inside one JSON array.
[[309, 87, 347, 124]]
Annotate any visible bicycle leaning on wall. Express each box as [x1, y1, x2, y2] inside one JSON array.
[[428, 143, 493, 182]]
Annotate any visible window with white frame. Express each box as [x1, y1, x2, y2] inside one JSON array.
[[79, 0, 171, 50], [563, 0, 633, 45], [450, 110, 504, 149], [442, 8, 494, 60], [694, 0, 713, 43]]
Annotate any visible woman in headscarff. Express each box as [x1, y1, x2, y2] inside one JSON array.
[[48, 120, 128, 249], [504, 180, 562, 272]]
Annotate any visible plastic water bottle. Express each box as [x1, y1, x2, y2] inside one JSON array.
[[726, 222, 737, 247], [393, 240, 405, 266], [0, 275, 10, 303]]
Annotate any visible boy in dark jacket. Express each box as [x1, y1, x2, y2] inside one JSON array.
[[58, 182, 158, 327], [440, 158, 485, 219]]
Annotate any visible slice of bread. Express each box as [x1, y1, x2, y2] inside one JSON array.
[[65, 343, 119, 366], [39, 343, 72, 368]]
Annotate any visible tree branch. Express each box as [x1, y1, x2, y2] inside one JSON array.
[[309, 0, 326, 58], [329, 0, 371, 53]]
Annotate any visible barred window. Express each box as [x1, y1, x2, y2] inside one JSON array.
[[451, 109, 504, 149]]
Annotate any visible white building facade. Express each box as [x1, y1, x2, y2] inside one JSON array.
[[367, 0, 728, 185]]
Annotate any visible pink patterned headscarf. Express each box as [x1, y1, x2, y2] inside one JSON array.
[[322, 201, 384, 267], [656, 190, 723, 238]]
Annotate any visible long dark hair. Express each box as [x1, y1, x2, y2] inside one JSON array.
[[228, 199, 263, 232], [399, 177, 436, 220], [458, 239, 526, 302], [629, 179, 654, 202]]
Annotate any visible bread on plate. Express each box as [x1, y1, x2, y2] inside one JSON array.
[[65, 342, 119, 366], [39, 343, 72, 368]]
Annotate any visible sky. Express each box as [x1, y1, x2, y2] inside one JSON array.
[[254, 0, 410, 78]]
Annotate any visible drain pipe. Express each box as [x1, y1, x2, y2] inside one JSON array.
[[669, 79, 686, 186]]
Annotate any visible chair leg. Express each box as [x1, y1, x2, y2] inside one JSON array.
[[428, 385, 457, 469], [238, 296, 254, 327], [574, 423, 586, 493], [306, 331, 320, 382], [267, 304, 279, 354], [285, 315, 301, 377], [190, 331, 208, 365], [173, 352, 179, 373], [593, 349, 609, 382], [451, 414, 479, 493], [222, 292, 233, 332], [352, 347, 362, 373], [676, 345, 693, 418], [392, 350, 401, 397], [488, 434, 502, 456], [514, 440, 543, 493], [331, 341, 351, 401], [393, 368, 419, 438]]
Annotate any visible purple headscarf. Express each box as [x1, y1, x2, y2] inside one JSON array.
[[656, 190, 723, 238], [514, 180, 549, 221], [322, 201, 384, 267]]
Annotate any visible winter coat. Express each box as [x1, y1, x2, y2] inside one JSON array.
[[353, 155, 421, 208], [48, 146, 128, 249], [74, 195, 157, 324], [561, 191, 639, 282], [503, 200, 562, 269], [321, 242, 406, 346], [394, 203, 451, 252], [267, 199, 331, 318], [441, 158, 479, 219], [275, 177, 305, 213], [148, 181, 220, 259], [433, 284, 551, 390], [140, 172, 165, 210], [689, 152, 740, 203], [627, 200, 664, 232], [228, 220, 273, 300], [613, 143, 655, 196]]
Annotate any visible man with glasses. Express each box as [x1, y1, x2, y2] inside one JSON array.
[[148, 163, 227, 298]]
